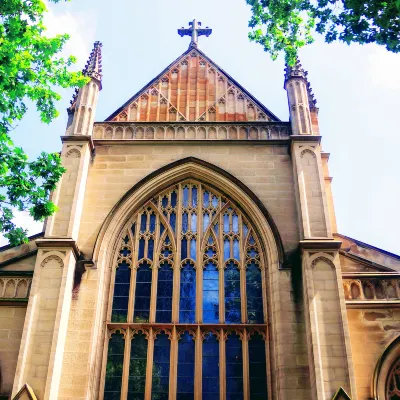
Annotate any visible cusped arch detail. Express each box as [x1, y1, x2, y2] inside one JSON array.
[[92, 157, 285, 266]]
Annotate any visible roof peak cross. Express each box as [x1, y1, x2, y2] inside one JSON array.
[[178, 19, 212, 49]]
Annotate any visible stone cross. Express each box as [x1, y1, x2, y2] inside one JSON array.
[[178, 19, 212, 48]]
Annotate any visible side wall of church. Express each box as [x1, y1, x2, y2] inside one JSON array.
[[57, 143, 312, 399], [0, 307, 27, 396], [347, 307, 400, 399]]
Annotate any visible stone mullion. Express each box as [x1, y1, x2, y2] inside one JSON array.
[[128, 214, 141, 323], [107, 249, 121, 321], [169, 327, 178, 400], [172, 183, 183, 322], [120, 328, 132, 400], [240, 234, 247, 324], [195, 326, 202, 400], [242, 329, 250, 400], [144, 213, 150, 259], [220, 329, 226, 400], [149, 213, 161, 323], [197, 184, 203, 322], [144, 328, 154, 400], [218, 212, 225, 323]]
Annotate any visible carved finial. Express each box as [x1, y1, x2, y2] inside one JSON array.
[[284, 57, 318, 112], [177, 19, 212, 49], [82, 41, 103, 84]]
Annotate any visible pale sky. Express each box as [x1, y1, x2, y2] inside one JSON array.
[[1, 0, 399, 254]]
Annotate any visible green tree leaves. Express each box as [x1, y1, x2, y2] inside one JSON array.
[[246, 0, 400, 65], [0, 0, 88, 246]]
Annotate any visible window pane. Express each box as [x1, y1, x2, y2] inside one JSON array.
[[111, 262, 130, 322], [156, 262, 173, 323], [203, 262, 219, 323], [226, 333, 243, 399], [134, 262, 152, 323], [225, 261, 241, 323], [128, 332, 148, 400], [202, 333, 219, 400], [152, 333, 171, 399], [104, 332, 125, 400], [246, 262, 264, 324], [177, 332, 195, 399], [249, 333, 267, 399], [179, 262, 196, 323]]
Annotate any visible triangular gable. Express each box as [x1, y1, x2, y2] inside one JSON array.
[[106, 47, 280, 123], [331, 387, 351, 400], [12, 384, 37, 400]]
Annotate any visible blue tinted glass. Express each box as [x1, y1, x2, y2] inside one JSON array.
[[249, 236, 256, 245], [128, 333, 148, 400], [133, 262, 152, 322], [243, 224, 248, 238], [202, 333, 219, 399], [162, 196, 168, 208], [214, 223, 219, 236], [232, 214, 239, 233], [170, 213, 176, 233], [226, 333, 243, 399], [233, 239, 240, 260], [179, 262, 196, 323], [203, 213, 210, 232], [152, 333, 170, 398], [171, 191, 177, 207], [120, 246, 131, 258], [224, 239, 230, 261], [181, 238, 187, 260], [182, 213, 189, 233], [192, 187, 198, 207], [225, 262, 241, 324], [156, 262, 173, 323], [246, 262, 264, 324], [177, 332, 195, 398], [140, 214, 147, 232], [148, 238, 154, 260], [212, 195, 218, 208], [203, 262, 219, 323], [138, 238, 145, 260], [203, 191, 210, 207], [191, 213, 197, 232], [183, 187, 189, 207], [149, 214, 156, 233], [131, 223, 136, 237], [223, 214, 229, 233], [111, 262, 130, 322], [190, 239, 196, 261], [104, 333, 124, 400], [249, 333, 267, 399], [247, 248, 258, 258]]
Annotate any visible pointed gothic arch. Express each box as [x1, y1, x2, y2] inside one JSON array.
[[88, 157, 284, 399]]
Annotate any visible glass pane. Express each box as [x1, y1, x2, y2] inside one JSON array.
[[203, 262, 219, 323], [233, 239, 240, 260], [182, 213, 189, 233], [170, 212, 176, 233], [152, 333, 170, 399], [202, 333, 219, 400], [134, 262, 152, 323], [191, 213, 197, 232], [223, 214, 229, 233], [232, 214, 239, 233], [171, 191, 177, 208], [246, 262, 264, 324], [104, 333, 125, 400], [203, 191, 210, 207], [148, 238, 154, 260], [224, 239, 230, 262], [183, 186, 189, 207], [140, 214, 147, 232], [138, 238, 145, 260], [177, 332, 195, 399], [128, 332, 148, 400], [156, 262, 173, 323], [111, 262, 130, 322], [191, 187, 198, 207], [225, 261, 241, 324], [181, 238, 187, 261], [203, 213, 210, 232], [190, 239, 196, 261], [249, 333, 267, 399], [179, 262, 196, 323], [149, 213, 156, 233], [226, 333, 243, 399]]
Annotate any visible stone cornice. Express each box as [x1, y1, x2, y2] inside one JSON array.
[[35, 238, 80, 259], [61, 135, 95, 153], [300, 239, 342, 251]]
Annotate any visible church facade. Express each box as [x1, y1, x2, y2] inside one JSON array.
[[1, 21, 400, 400]]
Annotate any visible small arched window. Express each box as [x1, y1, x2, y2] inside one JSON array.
[[102, 180, 269, 399]]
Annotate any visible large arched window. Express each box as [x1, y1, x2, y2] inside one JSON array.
[[103, 180, 269, 399], [387, 358, 400, 400]]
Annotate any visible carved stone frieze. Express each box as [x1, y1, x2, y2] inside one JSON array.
[[93, 122, 290, 141], [343, 277, 400, 301], [0, 277, 32, 299]]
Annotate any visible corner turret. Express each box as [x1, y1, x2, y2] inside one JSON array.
[[66, 41, 102, 136], [284, 58, 319, 135]]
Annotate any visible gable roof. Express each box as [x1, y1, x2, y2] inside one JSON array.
[[105, 47, 280, 123]]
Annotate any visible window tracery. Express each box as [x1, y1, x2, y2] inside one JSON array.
[[387, 358, 400, 400], [103, 180, 268, 399]]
